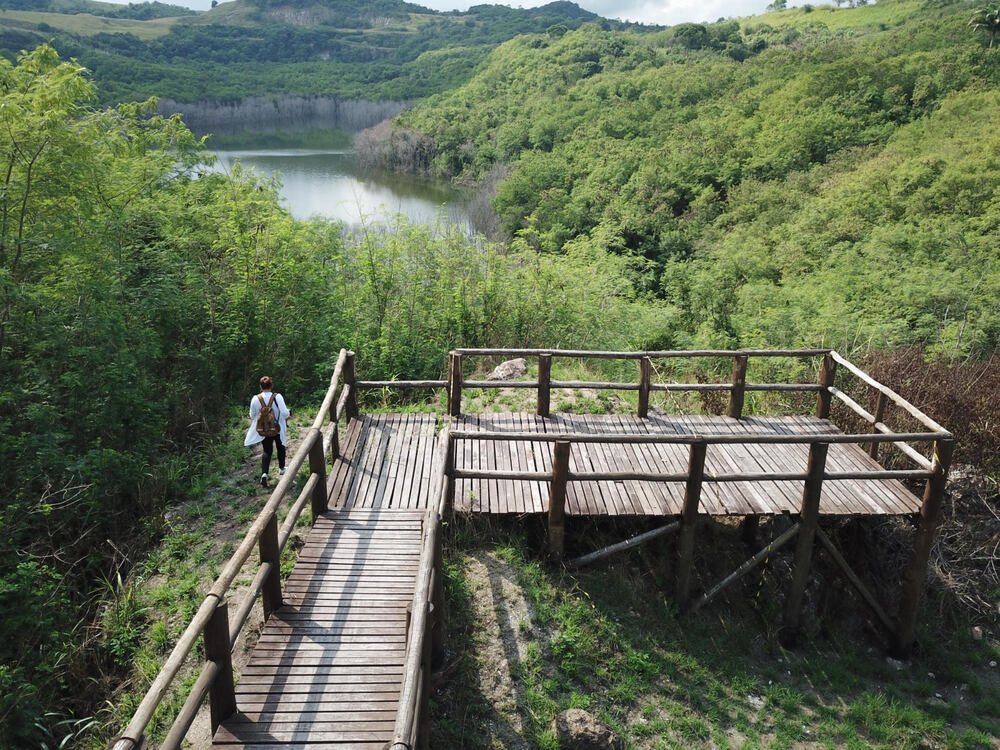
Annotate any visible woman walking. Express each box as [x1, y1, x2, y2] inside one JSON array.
[[244, 375, 290, 487]]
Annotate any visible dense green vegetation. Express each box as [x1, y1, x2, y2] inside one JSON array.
[[0, 0, 196, 20], [0, 45, 667, 747], [379, 0, 1000, 360], [0, 0, 649, 104]]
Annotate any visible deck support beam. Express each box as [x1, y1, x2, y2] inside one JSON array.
[[567, 521, 681, 569], [675, 441, 707, 611], [815, 527, 894, 636], [893, 438, 954, 657], [781, 441, 829, 646], [548, 441, 571, 559], [691, 522, 801, 614]]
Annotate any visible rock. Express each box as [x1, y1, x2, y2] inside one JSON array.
[[990, 660, 997, 668], [552, 709, 620, 750], [926, 697, 948, 709], [972, 625, 984, 641], [885, 657, 905, 671], [488, 358, 528, 381]]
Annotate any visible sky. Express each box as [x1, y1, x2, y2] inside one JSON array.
[[105, 0, 775, 27]]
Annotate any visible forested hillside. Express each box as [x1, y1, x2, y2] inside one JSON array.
[[372, 0, 1000, 360], [0, 45, 665, 748], [0, 0, 649, 104]]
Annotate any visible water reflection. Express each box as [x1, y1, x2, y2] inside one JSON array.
[[208, 149, 475, 229]]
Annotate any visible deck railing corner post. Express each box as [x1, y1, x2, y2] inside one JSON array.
[[447, 352, 463, 418], [638, 355, 652, 418], [537, 352, 552, 417], [893, 437, 955, 657], [728, 354, 748, 419], [816, 353, 837, 419]]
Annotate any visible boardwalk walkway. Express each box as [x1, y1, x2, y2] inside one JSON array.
[[213, 509, 426, 748], [116, 349, 952, 750]]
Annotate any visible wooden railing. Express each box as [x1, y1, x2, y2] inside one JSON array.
[[360, 347, 951, 657], [109, 349, 357, 750], [388, 426, 450, 750]]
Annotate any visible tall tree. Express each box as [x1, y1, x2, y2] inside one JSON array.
[[969, 2, 1000, 48]]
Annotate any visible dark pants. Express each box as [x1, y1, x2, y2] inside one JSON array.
[[262, 435, 286, 475]]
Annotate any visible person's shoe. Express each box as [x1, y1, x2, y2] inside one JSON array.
[[279, 467, 286, 476], [260, 473, 268, 487]]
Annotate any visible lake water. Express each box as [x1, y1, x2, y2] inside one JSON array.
[[208, 148, 477, 230]]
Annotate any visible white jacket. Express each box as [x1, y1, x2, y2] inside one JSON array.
[[244, 391, 290, 446]]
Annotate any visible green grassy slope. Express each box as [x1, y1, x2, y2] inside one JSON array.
[[382, 0, 1000, 358]]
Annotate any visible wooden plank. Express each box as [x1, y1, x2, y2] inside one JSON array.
[[215, 727, 391, 744], [369, 414, 398, 509], [587, 415, 635, 515], [418, 415, 436, 509], [611, 414, 664, 515], [328, 417, 365, 508], [383, 412, 411, 509]]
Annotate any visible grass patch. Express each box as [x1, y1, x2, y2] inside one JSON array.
[[432, 518, 1000, 749]]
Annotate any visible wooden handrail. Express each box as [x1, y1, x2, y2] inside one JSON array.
[[391, 426, 451, 749], [110, 349, 353, 750], [453, 348, 830, 358], [829, 350, 950, 436], [447, 430, 950, 445]]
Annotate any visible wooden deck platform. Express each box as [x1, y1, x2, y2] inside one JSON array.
[[451, 413, 923, 516], [212, 509, 426, 748]]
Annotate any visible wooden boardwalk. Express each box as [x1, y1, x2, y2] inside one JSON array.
[[327, 414, 438, 510], [115, 349, 952, 750], [214, 410, 924, 747], [451, 413, 922, 516], [213, 509, 425, 748]]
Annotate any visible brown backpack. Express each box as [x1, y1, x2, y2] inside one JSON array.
[[256, 393, 281, 438]]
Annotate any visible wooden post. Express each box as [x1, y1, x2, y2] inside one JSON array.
[[444, 433, 457, 519], [728, 354, 748, 419], [308, 428, 328, 518], [815, 353, 836, 419], [537, 353, 552, 417], [259, 513, 282, 620], [638, 355, 652, 418], [741, 515, 759, 547], [548, 441, 571, 559], [204, 599, 236, 733], [780, 441, 829, 646], [894, 439, 954, 656], [675, 441, 707, 611], [868, 391, 888, 460], [447, 352, 463, 418], [431, 528, 446, 670], [343, 350, 359, 421]]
